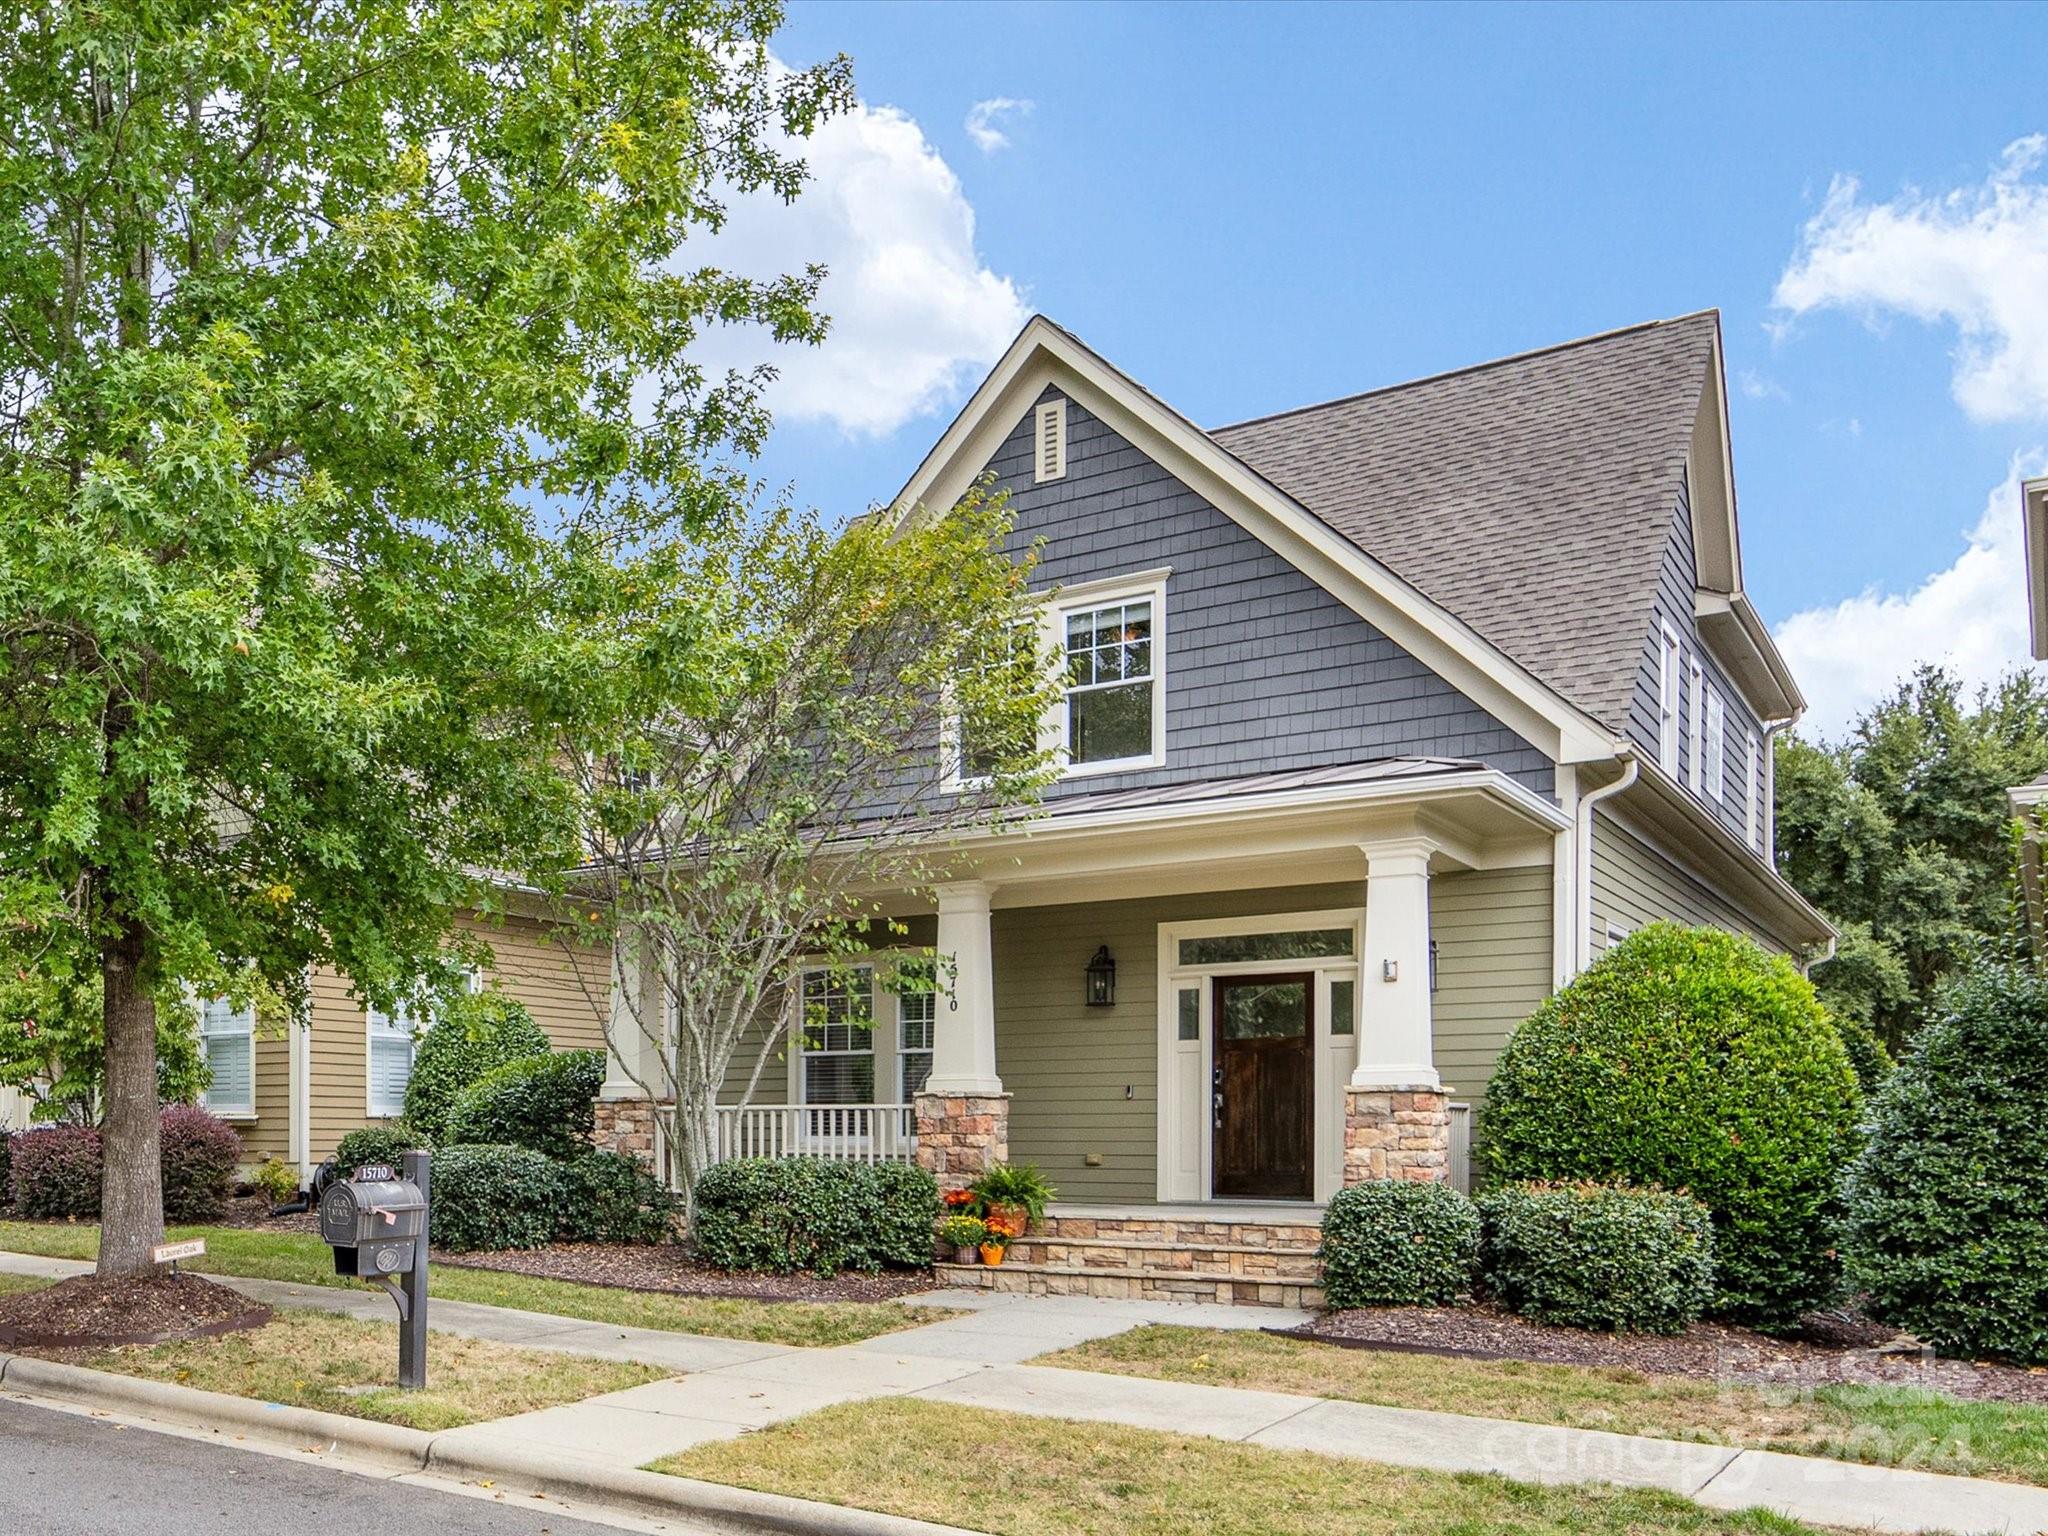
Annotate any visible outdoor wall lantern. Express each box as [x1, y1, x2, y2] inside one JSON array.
[[1085, 945, 1117, 1007]]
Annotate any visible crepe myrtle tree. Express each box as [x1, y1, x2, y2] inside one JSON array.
[[0, 0, 851, 1276], [563, 485, 1061, 1209]]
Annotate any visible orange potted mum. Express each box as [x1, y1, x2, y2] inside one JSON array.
[[981, 1209, 1024, 1266]]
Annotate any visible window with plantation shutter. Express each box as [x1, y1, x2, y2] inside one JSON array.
[[198, 998, 255, 1119], [366, 1000, 424, 1119], [798, 967, 874, 1106]]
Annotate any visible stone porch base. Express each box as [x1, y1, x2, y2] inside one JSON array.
[[935, 1209, 1326, 1309], [593, 1097, 668, 1169]]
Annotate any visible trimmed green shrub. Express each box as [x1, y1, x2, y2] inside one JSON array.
[[251, 1155, 302, 1207], [1843, 961, 2048, 1364], [1481, 922, 1861, 1325], [443, 1049, 603, 1160], [557, 1152, 677, 1245], [693, 1157, 940, 1275], [401, 992, 552, 1144], [9, 1125, 100, 1218], [333, 1125, 426, 1178], [1319, 1180, 1481, 1308], [160, 1106, 241, 1223], [430, 1144, 565, 1252], [1478, 1182, 1716, 1334]]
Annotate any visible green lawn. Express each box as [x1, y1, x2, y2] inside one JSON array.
[[1041, 1325, 2048, 1487], [0, 1272, 47, 1298], [0, 1222, 940, 1348], [656, 1398, 1822, 1536], [40, 1307, 661, 1432]]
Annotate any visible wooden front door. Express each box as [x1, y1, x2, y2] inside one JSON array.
[[1212, 973, 1314, 1199]]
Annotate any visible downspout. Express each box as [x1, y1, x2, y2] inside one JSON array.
[[1574, 751, 1640, 974]]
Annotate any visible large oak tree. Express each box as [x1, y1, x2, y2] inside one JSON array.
[[0, 0, 847, 1274]]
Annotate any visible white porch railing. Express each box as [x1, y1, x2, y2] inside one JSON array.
[[1448, 1102, 1473, 1194], [712, 1103, 920, 1165]]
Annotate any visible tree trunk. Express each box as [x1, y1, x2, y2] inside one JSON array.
[[97, 923, 164, 1277]]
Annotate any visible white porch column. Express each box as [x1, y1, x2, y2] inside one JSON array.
[[601, 927, 660, 1101], [1352, 837, 1440, 1091], [926, 880, 1002, 1095]]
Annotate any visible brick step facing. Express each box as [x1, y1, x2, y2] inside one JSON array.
[[937, 1260, 1324, 1310], [1035, 1217, 1325, 1252]]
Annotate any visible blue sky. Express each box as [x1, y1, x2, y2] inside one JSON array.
[[707, 1, 2048, 738]]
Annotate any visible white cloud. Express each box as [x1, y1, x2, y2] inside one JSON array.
[[690, 75, 1028, 440], [1738, 369, 1788, 402], [1774, 136, 2048, 422], [1773, 455, 2048, 740], [964, 97, 1033, 154]]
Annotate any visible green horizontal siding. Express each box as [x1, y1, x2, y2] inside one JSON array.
[[1430, 865, 1553, 1109], [1590, 810, 1792, 957]]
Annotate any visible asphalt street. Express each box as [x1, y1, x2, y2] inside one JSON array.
[[0, 1397, 655, 1535]]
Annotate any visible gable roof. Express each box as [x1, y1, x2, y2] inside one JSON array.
[[1209, 313, 1729, 733]]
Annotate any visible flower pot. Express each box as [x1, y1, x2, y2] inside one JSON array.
[[952, 1244, 980, 1264], [979, 1242, 1007, 1267], [988, 1201, 1031, 1236]]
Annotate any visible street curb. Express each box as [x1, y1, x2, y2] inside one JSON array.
[[0, 1352, 434, 1475], [0, 1351, 981, 1536]]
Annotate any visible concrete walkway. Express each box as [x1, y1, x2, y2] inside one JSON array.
[[8, 1248, 2048, 1534]]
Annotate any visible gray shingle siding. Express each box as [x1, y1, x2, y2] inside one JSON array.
[[987, 389, 1555, 801], [1627, 474, 1768, 850]]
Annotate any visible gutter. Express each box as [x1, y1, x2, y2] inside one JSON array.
[[1574, 750, 1640, 973]]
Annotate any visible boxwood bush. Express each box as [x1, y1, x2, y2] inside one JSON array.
[[1480, 922, 1861, 1325], [160, 1106, 241, 1223], [443, 1049, 603, 1160], [1478, 1182, 1716, 1334], [334, 1125, 426, 1178], [557, 1151, 678, 1245], [401, 992, 552, 1144], [1319, 1180, 1480, 1308], [694, 1157, 941, 1275], [1842, 962, 2048, 1364], [9, 1125, 101, 1218], [429, 1144, 565, 1252]]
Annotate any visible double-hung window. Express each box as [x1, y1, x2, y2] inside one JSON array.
[[1062, 590, 1161, 770], [897, 983, 935, 1100], [198, 997, 256, 1120], [1703, 691, 1727, 802], [366, 1000, 425, 1119], [799, 967, 875, 1106], [1687, 655, 1705, 790], [1657, 624, 1682, 774], [1746, 728, 1763, 850]]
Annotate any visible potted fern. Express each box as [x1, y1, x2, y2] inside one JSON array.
[[969, 1163, 1057, 1236]]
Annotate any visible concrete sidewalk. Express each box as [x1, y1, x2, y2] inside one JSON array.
[[10, 1247, 2048, 1533]]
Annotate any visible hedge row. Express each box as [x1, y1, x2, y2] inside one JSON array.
[[694, 1158, 940, 1275], [6, 1110, 243, 1222], [1319, 1178, 1714, 1332], [429, 1145, 678, 1252]]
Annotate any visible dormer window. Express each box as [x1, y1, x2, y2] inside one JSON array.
[[1034, 397, 1067, 483]]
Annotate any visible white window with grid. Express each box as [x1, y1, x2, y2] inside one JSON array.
[[897, 984, 935, 1100], [1687, 655, 1705, 790], [1658, 623, 1682, 774], [1061, 589, 1162, 770], [366, 999, 425, 1119], [198, 997, 255, 1119], [798, 967, 875, 1106], [1704, 690, 1727, 801], [1747, 729, 1763, 851]]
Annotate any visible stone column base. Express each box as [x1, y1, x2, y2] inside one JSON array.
[[593, 1096, 669, 1170], [914, 1091, 1010, 1192], [1344, 1085, 1450, 1184]]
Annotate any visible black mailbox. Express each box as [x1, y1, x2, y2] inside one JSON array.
[[320, 1168, 427, 1278]]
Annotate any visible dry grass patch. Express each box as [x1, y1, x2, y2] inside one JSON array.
[[0, 1223, 944, 1347], [1041, 1325, 2048, 1486], [0, 1272, 47, 1297], [36, 1307, 663, 1431], [656, 1397, 1818, 1536]]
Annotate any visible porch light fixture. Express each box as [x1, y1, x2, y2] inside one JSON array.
[[1085, 946, 1116, 1007]]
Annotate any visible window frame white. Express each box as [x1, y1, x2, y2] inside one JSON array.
[[1703, 689, 1726, 802], [1686, 654, 1705, 791], [1053, 569, 1169, 778], [1746, 727, 1763, 851], [794, 965, 879, 1108], [364, 998, 426, 1120], [1657, 623, 1682, 774], [197, 996, 257, 1121], [896, 983, 935, 1102]]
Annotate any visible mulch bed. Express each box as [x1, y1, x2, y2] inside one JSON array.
[[0, 1273, 270, 1350], [433, 1242, 940, 1304], [1293, 1302, 2048, 1407], [214, 1193, 319, 1235]]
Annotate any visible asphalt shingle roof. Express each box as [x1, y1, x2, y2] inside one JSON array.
[[1208, 312, 1719, 736]]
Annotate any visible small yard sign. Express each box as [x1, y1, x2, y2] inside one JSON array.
[[151, 1238, 206, 1265]]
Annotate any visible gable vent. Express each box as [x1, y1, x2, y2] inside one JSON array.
[[1034, 397, 1067, 483]]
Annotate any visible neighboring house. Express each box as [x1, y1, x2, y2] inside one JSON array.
[[194, 905, 610, 1179], [598, 310, 1834, 1305], [2012, 474, 2048, 953]]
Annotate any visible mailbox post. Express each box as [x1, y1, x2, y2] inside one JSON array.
[[318, 1149, 430, 1390]]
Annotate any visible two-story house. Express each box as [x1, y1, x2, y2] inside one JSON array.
[[597, 309, 1833, 1306]]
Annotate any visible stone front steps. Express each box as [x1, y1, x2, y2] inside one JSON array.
[[936, 1209, 1327, 1309]]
